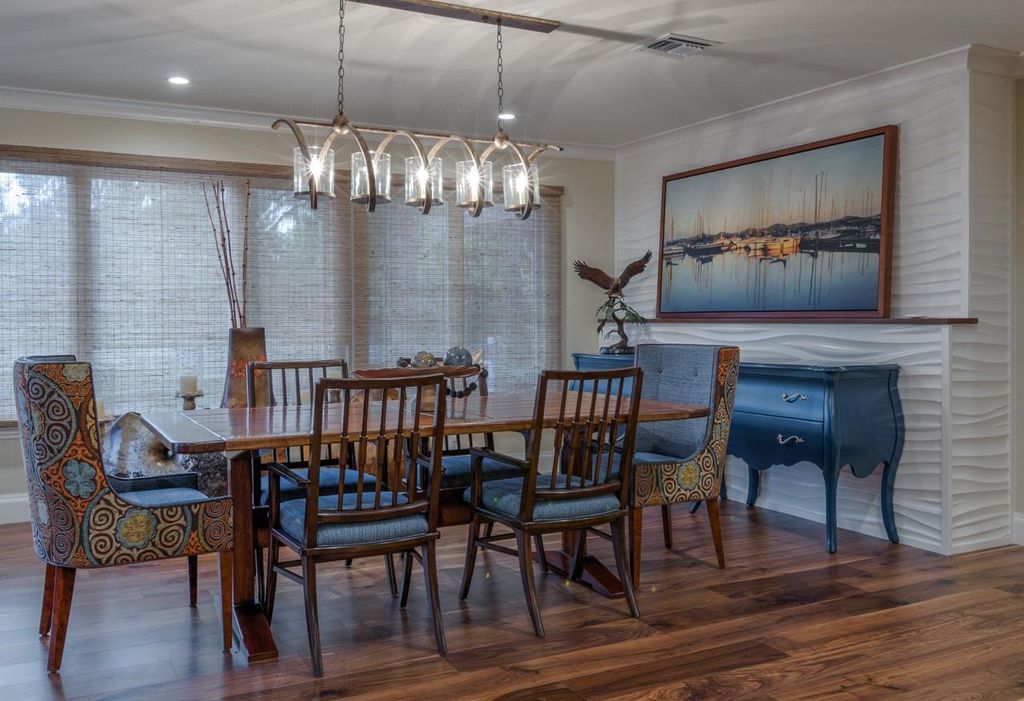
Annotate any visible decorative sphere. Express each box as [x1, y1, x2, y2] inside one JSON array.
[[412, 351, 438, 368], [443, 346, 473, 367]]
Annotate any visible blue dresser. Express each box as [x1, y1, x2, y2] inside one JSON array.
[[730, 363, 905, 552]]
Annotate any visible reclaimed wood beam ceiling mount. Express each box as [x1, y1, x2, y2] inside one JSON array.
[[348, 0, 560, 33]]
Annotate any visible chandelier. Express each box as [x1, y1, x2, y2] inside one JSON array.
[[272, 0, 562, 220]]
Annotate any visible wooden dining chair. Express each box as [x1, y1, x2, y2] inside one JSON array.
[[245, 358, 397, 600], [629, 344, 740, 586], [460, 367, 644, 637], [13, 357, 233, 672], [354, 366, 523, 526], [264, 373, 449, 677]]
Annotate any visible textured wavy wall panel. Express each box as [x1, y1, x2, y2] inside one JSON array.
[[949, 70, 1014, 553], [615, 51, 1016, 554]]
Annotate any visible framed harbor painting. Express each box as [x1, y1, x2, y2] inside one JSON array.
[[656, 125, 897, 319]]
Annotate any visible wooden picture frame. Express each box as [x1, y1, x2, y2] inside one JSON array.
[[656, 125, 897, 320]]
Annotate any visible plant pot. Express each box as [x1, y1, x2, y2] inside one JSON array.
[[222, 327, 267, 409]]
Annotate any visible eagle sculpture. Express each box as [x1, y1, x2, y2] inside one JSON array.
[[573, 250, 653, 354]]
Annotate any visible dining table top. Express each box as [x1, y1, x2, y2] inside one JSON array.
[[140, 390, 709, 454]]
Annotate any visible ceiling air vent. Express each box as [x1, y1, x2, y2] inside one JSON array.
[[635, 33, 720, 59]]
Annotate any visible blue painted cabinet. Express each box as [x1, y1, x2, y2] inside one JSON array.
[[729, 363, 905, 552], [570, 352, 635, 395]]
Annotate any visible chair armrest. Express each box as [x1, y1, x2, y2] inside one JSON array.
[[108, 472, 199, 493], [468, 447, 529, 470], [266, 461, 309, 485]]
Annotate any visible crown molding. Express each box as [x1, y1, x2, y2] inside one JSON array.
[[967, 44, 1024, 77], [0, 85, 616, 161]]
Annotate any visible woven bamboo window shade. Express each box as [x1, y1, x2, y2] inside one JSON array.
[[0, 147, 562, 421]]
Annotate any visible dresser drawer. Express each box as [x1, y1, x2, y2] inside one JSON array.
[[729, 413, 825, 468], [734, 376, 825, 422]]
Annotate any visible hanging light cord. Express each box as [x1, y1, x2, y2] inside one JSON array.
[[496, 19, 504, 132], [337, 0, 346, 115]]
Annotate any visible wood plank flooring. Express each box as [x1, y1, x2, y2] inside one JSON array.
[[0, 502, 1021, 700]]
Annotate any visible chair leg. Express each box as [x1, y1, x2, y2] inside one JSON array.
[[534, 534, 549, 574], [47, 566, 76, 673], [265, 538, 280, 624], [400, 550, 414, 608], [459, 514, 482, 600], [628, 506, 643, 590], [611, 519, 641, 618], [301, 556, 324, 677], [345, 559, 353, 568], [660, 505, 673, 550], [385, 554, 398, 598], [421, 541, 448, 655], [484, 522, 494, 539], [707, 498, 726, 569], [39, 564, 56, 636], [218, 551, 233, 651], [254, 546, 265, 605], [515, 530, 544, 638], [188, 555, 198, 608]]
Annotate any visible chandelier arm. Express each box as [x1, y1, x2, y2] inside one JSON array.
[[273, 118, 319, 209], [347, 124, 377, 212]]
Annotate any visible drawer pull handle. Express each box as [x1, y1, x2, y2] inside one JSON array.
[[781, 393, 809, 403], [777, 434, 805, 446]]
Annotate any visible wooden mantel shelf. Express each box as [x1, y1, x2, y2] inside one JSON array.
[[645, 317, 978, 326]]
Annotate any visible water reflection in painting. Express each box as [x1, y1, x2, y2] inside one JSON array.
[[658, 130, 892, 315]]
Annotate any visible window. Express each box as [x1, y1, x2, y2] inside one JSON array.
[[0, 149, 562, 421]]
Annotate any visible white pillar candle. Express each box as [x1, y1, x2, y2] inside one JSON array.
[[179, 374, 199, 394], [95, 399, 105, 420]]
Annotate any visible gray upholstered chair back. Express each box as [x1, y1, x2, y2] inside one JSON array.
[[634, 344, 721, 461]]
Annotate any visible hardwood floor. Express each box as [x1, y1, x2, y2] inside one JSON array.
[[0, 502, 1021, 700]]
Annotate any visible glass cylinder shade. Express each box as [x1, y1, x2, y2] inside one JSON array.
[[293, 146, 336, 200], [350, 151, 391, 205], [455, 160, 493, 209], [502, 163, 540, 213], [404, 156, 444, 207]]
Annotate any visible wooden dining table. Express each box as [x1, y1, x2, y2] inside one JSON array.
[[140, 391, 708, 663]]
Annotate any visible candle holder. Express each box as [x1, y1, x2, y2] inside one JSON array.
[[175, 389, 205, 411]]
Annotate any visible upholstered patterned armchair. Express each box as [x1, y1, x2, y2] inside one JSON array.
[[13, 358, 234, 672], [629, 344, 739, 586]]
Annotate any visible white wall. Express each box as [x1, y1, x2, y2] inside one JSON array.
[[0, 106, 615, 521], [616, 47, 1019, 554]]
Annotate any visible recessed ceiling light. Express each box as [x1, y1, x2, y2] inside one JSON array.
[[167, 76, 190, 85], [498, 112, 516, 120]]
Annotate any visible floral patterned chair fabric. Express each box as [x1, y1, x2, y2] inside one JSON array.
[[628, 344, 739, 585], [13, 358, 233, 671]]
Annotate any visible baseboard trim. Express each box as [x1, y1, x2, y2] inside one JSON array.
[[0, 492, 30, 525], [1014, 513, 1024, 545]]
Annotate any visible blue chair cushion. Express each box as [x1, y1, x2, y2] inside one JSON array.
[[421, 454, 526, 490], [633, 451, 685, 466], [108, 472, 199, 493], [120, 487, 211, 507], [259, 466, 375, 506], [464, 474, 621, 522], [279, 492, 428, 548]]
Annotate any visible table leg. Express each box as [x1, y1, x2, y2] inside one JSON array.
[[537, 531, 625, 599], [824, 465, 840, 554], [228, 451, 278, 662], [881, 460, 900, 544]]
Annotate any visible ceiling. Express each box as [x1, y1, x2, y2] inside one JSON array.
[[1, 0, 1022, 148]]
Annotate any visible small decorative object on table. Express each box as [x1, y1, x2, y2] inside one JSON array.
[[411, 350, 439, 368], [443, 346, 473, 367], [574, 250, 653, 354], [176, 389, 205, 411]]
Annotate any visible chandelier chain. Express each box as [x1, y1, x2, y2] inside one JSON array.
[[496, 19, 504, 131], [338, 0, 346, 114]]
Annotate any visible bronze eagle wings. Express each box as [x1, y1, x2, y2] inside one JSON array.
[[573, 250, 653, 296]]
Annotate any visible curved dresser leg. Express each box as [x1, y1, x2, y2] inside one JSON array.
[[746, 467, 760, 507], [824, 467, 840, 553], [881, 460, 900, 544]]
